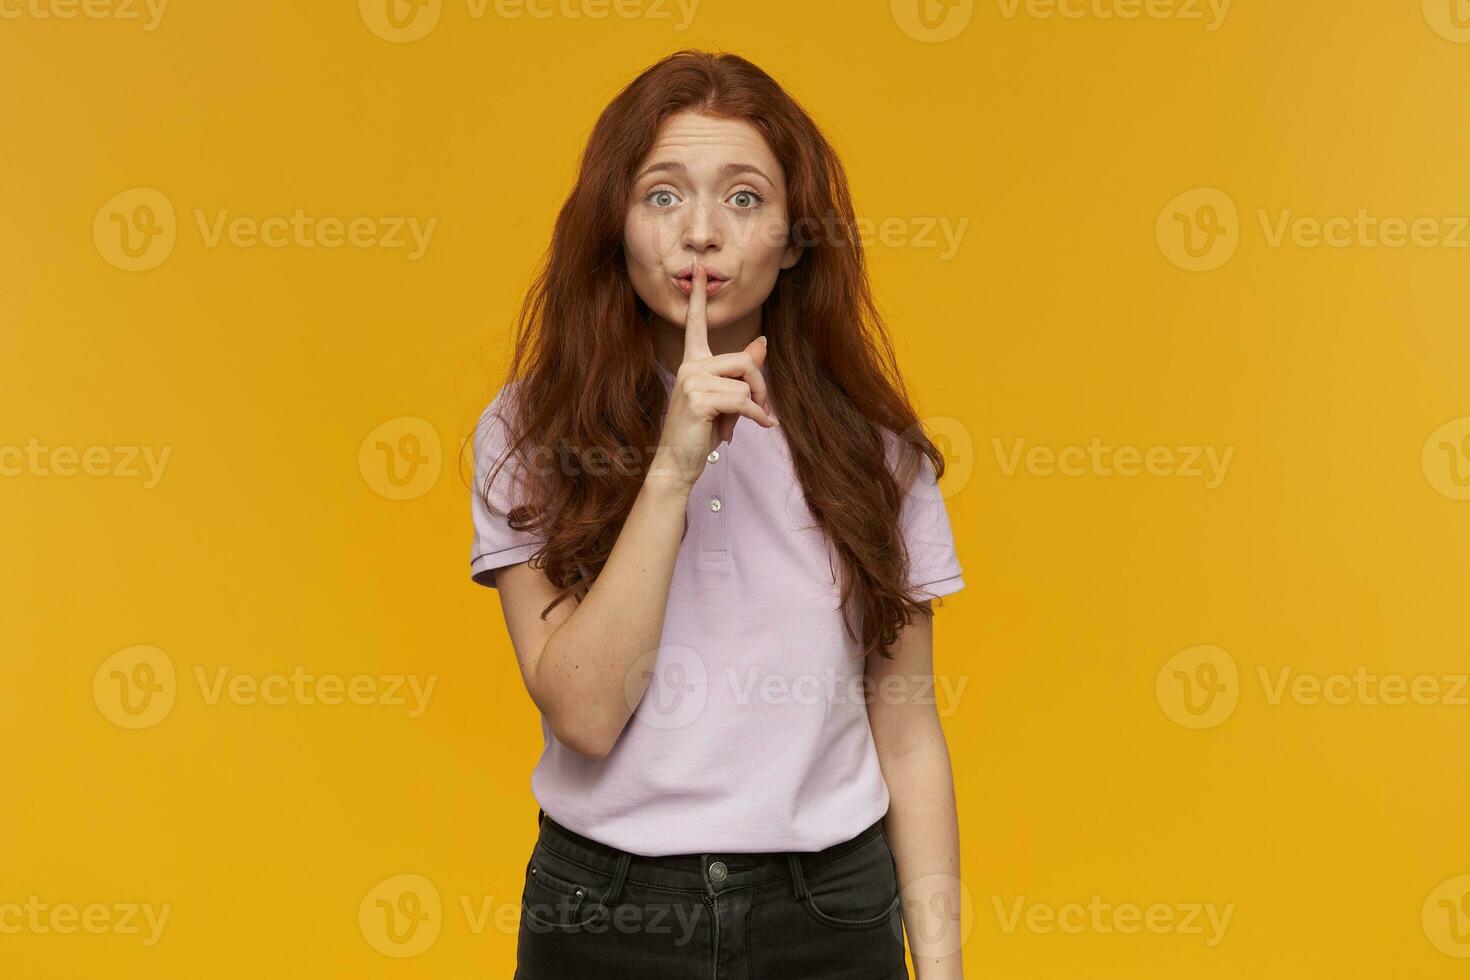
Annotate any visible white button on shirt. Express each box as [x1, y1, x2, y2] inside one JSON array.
[[469, 360, 965, 856]]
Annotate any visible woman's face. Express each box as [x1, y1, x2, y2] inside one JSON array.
[[623, 111, 802, 339]]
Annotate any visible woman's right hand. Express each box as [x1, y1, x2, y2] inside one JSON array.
[[652, 261, 779, 489]]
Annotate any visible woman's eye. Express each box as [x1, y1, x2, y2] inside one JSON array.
[[645, 188, 762, 209]]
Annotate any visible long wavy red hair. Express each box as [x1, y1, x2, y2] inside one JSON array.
[[463, 48, 949, 660]]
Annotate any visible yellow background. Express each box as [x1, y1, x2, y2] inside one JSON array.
[[4, 0, 1470, 976]]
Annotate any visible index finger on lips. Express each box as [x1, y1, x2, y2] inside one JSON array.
[[682, 261, 712, 363]]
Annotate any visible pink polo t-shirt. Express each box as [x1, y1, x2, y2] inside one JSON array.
[[469, 361, 965, 856]]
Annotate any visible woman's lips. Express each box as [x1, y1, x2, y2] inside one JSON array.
[[674, 276, 728, 297]]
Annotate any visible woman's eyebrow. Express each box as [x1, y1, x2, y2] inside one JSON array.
[[635, 160, 775, 186]]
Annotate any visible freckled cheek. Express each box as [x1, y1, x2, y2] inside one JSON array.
[[625, 215, 682, 266], [737, 217, 791, 273], [620, 218, 661, 270]]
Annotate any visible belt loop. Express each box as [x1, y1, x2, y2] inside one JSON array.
[[787, 852, 809, 901], [603, 851, 632, 906]]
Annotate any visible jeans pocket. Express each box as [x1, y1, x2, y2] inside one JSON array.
[[799, 829, 902, 931], [521, 843, 613, 933]]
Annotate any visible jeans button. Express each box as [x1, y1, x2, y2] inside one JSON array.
[[708, 861, 728, 882]]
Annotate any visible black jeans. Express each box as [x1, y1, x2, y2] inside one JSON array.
[[515, 808, 910, 979]]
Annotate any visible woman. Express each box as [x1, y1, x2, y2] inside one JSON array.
[[467, 48, 967, 980]]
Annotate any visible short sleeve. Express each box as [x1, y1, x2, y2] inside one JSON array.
[[469, 384, 547, 589], [888, 433, 966, 601]]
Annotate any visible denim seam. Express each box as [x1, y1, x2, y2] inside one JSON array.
[[538, 850, 772, 896], [539, 848, 869, 893], [535, 847, 708, 895], [538, 823, 881, 889]]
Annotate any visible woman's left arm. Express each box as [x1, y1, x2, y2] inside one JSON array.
[[867, 601, 966, 980]]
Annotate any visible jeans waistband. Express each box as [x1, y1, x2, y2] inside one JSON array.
[[533, 808, 888, 900]]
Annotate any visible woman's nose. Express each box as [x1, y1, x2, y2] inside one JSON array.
[[681, 199, 721, 251]]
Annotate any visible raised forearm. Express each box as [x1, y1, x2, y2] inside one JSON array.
[[530, 463, 692, 756]]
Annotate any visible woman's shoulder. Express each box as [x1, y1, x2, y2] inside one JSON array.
[[475, 378, 534, 439], [876, 424, 938, 487], [472, 380, 534, 471], [479, 377, 526, 420]]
